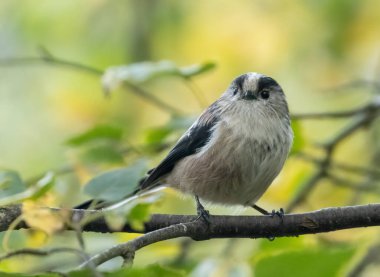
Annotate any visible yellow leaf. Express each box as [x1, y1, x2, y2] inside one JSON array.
[[22, 195, 68, 235]]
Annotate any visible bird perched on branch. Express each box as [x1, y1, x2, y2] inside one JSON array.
[[78, 73, 293, 221]]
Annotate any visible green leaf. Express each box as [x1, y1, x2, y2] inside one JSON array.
[[80, 144, 124, 164], [126, 203, 151, 230], [101, 60, 216, 92], [0, 272, 58, 277], [257, 236, 307, 253], [29, 172, 55, 199], [145, 116, 195, 148], [0, 170, 26, 199], [67, 271, 94, 277], [145, 127, 172, 146], [84, 160, 148, 202], [106, 264, 185, 277], [68, 264, 184, 277], [290, 119, 305, 155], [104, 194, 161, 230], [66, 124, 123, 146], [178, 62, 216, 77], [254, 246, 355, 277], [0, 172, 55, 205]]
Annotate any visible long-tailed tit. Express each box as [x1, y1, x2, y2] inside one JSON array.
[[78, 73, 293, 219]]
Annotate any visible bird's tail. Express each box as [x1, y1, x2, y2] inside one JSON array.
[[74, 178, 164, 211]]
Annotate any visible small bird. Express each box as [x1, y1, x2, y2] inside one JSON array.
[[79, 73, 293, 220]]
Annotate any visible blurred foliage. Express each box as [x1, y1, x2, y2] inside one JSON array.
[[0, 264, 184, 277], [0, 0, 380, 276], [84, 160, 148, 202], [102, 60, 215, 93], [254, 246, 355, 277]]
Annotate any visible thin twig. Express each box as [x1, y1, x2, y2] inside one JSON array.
[[0, 56, 103, 75], [323, 79, 380, 94], [0, 55, 181, 115], [0, 247, 87, 263], [286, 168, 326, 212], [323, 113, 374, 150], [296, 152, 380, 179], [292, 107, 367, 120], [121, 82, 182, 115], [287, 107, 379, 212], [327, 173, 380, 193], [0, 247, 102, 276], [291, 96, 380, 120], [79, 222, 193, 268], [348, 240, 380, 277], [183, 78, 208, 108]]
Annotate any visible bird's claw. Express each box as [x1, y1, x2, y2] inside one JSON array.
[[196, 204, 211, 225], [270, 208, 284, 218], [194, 196, 211, 225]]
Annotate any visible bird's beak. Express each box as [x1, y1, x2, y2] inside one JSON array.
[[242, 90, 257, 101]]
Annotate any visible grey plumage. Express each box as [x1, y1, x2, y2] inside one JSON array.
[[138, 72, 293, 207]]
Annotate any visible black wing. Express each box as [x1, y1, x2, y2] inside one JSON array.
[[140, 103, 221, 191]]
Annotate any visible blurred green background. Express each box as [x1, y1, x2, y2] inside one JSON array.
[[0, 0, 380, 276]]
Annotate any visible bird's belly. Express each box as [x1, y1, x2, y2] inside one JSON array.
[[167, 134, 289, 206]]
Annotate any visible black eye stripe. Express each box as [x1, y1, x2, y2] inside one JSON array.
[[234, 74, 247, 91], [258, 76, 279, 92]]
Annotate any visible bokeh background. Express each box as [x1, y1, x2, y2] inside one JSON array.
[[1, 0, 380, 276]]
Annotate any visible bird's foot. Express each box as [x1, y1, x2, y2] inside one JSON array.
[[196, 205, 210, 224], [270, 208, 285, 218], [194, 196, 210, 225], [252, 204, 284, 217]]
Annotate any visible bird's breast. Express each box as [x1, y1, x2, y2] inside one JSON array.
[[167, 113, 293, 206]]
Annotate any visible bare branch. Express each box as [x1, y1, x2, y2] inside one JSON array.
[[2, 203, 380, 267], [1, 204, 380, 236], [323, 79, 380, 94], [0, 56, 103, 75], [0, 247, 87, 263], [291, 98, 380, 120], [292, 106, 366, 120], [0, 243, 101, 276], [327, 173, 380, 193], [120, 81, 182, 115], [0, 54, 181, 115], [80, 222, 193, 268], [348, 241, 380, 277], [296, 152, 380, 179], [77, 203, 380, 267], [287, 104, 380, 212]]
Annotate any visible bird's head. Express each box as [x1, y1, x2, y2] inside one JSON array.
[[222, 72, 290, 120]]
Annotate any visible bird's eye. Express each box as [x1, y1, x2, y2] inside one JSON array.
[[260, 90, 270, 99], [233, 88, 238, 96]]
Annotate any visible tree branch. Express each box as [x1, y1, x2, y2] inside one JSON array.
[[78, 203, 380, 267], [0, 247, 87, 263], [287, 102, 380, 212], [1, 204, 380, 267], [0, 54, 181, 115], [1, 204, 380, 237], [291, 98, 380, 120], [0, 247, 102, 277], [296, 152, 380, 179]]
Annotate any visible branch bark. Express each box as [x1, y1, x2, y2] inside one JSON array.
[[81, 203, 380, 267], [2, 204, 380, 267], [1, 204, 380, 237]]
